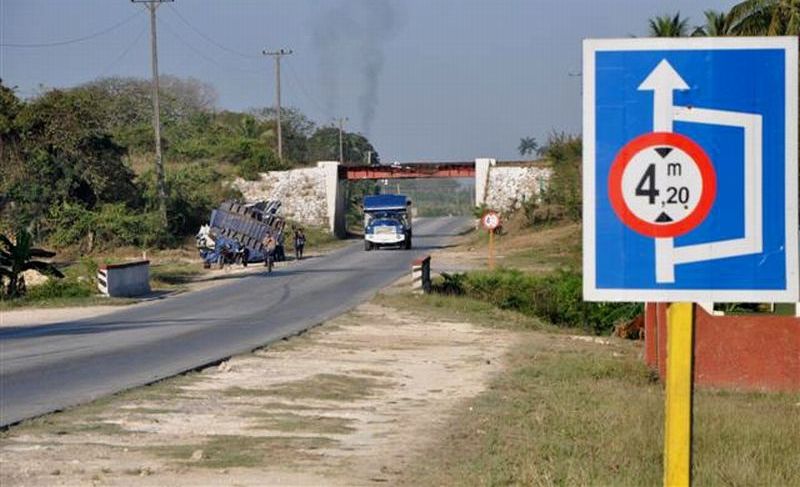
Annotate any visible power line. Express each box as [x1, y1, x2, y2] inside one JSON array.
[[98, 24, 147, 78], [0, 10, 142, 48], [156, 15, 261, 75], [284, 59, 330, 118], [165, 4, 260, 61]]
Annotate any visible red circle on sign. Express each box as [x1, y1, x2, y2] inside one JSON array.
[[608, 132, 716, 238], [482, 211, 500, 230]]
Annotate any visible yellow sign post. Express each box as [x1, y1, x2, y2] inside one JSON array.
[[664, 302, 694, 487]]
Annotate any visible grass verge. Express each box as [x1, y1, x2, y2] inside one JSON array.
[[146, 434, 336, 469], [374, 292, 554, 332], [400, 297, 800, 486]]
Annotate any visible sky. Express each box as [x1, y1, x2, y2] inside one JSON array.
[[1, 0, 738, 162]]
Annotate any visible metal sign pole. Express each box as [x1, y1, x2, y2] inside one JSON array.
[[488, 229, 495, 270], [664, 302, 694, 487]]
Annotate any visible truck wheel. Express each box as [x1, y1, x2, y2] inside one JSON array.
[[365, 241, 372, 251]]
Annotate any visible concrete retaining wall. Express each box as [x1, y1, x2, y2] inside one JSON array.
[[233, 166, 329, 228], [98, 261, 151, 298], [234, 159, 552, 235], [483, 163, 551, 213], [644, 303, 800, 392]]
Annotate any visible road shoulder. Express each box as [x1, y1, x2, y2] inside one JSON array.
[[0, 294, 518, 486]]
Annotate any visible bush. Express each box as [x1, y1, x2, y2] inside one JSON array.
[[93, 203, 167, 248], [24, 278, 94, 300], [523, 132, 582, 227], [48, 202, 167, 250], [139, 162, 241, 238], [435, 268, 640, 335], [237, 146, 286, 180], [48, 202, 96, 248]]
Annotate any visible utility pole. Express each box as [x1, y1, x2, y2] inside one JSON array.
[[262, 48, 292, 162], [132, 0, 172, 228], [336, 117, 348, 164]]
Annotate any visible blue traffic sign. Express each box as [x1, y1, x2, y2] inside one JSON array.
[[583, 38, 798, 302]]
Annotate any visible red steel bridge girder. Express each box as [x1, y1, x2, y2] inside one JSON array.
[[340, 163, 476, 180]]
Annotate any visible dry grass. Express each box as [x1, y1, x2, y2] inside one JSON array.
[[145, 434, 336, 469], [251, 412, 356, 435], [267, 373, 390, 402], [400, 294, 800, 486]]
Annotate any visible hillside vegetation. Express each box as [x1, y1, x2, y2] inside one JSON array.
[[0, 77, 378, 251]]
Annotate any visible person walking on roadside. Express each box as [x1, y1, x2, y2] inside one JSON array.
[[274, 221, 286, 262], [294, 228, 306, 260], [262, 233, 277, 272]]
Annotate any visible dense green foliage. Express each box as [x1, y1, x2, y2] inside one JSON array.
[[392, 178, 474, 217], [435, 269, 640, 334], [0, 76, 379, 250], [522, 132, 582, 226], [651, 2, 800, 38]]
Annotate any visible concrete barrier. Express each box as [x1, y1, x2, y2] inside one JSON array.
[[644, 303, 800, 392], [411, 255, 431, 294], [97, 261, 151, 297]]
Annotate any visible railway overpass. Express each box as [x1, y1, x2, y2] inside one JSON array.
[[322, 159, 550, 236]]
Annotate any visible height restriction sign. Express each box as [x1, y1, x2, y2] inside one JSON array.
[[583, 37, 798, 302]]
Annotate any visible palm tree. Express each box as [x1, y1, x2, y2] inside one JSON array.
[[729, 0, 800, 35], [0, 229, 64, 298], [693, 10, 734, 36], [648, 13, 691, 37], [518, 137, 539, 157]]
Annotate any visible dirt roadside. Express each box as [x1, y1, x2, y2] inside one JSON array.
[[0, 292, 519, 486]]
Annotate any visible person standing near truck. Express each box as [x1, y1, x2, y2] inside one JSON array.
[[262, 233, 277, 272], [294, 228, 306, 260]]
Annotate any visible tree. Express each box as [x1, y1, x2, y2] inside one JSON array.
[[0, 82, 23, 227], [648, 13, 691, 37], [0, 228, 64, 298], [249, 106, 316, 164], [9, 89, 138, 230], [729, 0, 800, 35], [518, 137, 539, 157], [307, 126, 378, 165], [693, 10, 734, 36]]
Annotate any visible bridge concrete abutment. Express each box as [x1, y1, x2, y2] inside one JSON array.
[[474, 158, 496, 207], [318, 161, 347, 238]]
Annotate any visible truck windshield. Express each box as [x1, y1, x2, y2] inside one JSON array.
[[367, 211, 401, 220]]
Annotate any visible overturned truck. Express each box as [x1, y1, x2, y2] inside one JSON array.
[[196, 200, 285, 268]]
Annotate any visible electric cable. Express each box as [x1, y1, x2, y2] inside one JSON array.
[[157, 15, 262, 75], [284, 59, 330, 118], [165, 4, 260, 61], [1, 10, 142, 48], [98, 24, 147, 78]]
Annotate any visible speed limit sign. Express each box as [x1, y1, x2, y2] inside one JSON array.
[[608, 132, 716, 238], [481, 211, 500, 231]]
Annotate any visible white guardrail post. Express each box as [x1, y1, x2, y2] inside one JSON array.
[[411, 255, 431, 294]]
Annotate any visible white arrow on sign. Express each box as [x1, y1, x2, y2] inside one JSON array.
[[638, 59, 689, 132], [635, 59, 763, 284]]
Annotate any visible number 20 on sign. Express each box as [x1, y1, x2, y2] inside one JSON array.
[[583, 37, 798, 486]]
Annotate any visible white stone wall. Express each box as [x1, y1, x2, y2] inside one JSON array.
[[484, 165, 551, 213], [233, 167, 329, 227]]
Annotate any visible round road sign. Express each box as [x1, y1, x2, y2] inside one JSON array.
[[481, 211, 500, 230], [608, 132, 716, 238]]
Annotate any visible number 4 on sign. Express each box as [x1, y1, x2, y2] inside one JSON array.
[[636, 164, 659, 205]]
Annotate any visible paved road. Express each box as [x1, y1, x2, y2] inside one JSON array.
[[0, 217, 469, 426]]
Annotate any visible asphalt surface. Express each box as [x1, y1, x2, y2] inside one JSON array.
[[0, 217, 470, 426]]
